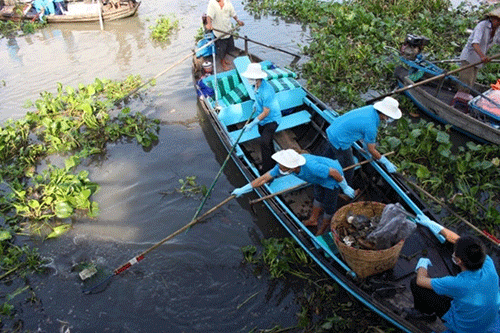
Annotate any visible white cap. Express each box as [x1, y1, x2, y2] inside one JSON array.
[[271, 149, 306, 169], [241, 63, 268, 79], [373, 97, 402, 119]]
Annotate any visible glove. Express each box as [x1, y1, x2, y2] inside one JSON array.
[[415, 214, 444, 235], [338, 179, 355, 199], [243, 117, 259, 133], [231, 183, 253, 198], [415, 258, 432, 272], [378, 156, 397, 173]]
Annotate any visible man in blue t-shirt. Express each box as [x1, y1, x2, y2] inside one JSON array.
[[322, 96, 401, 185], [241, 63, 282, 173], [408, 231, 500, 333], [231, 149, 355, 235]]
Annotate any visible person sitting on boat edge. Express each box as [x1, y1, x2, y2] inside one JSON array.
[[30, 0, 55, 20], [458, 7, 500, 94], [231, 149, 356, 236], [322, 96, 402, 185], [205, 0, 244, 71], [241, 62, 281, 173], [407, 226, 500, 333]]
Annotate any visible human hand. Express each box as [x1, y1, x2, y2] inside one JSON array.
[[244, 117, 259, 133], [415, 214, 444, 235], [378, 156, 397, 173], [231, 183, 253, 198], [481, 56, 490, 63], [237, 19, 244, 26], [338, 179, 355, 199], [415, 258, 432, 272]]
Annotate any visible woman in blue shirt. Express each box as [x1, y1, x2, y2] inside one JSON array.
[[241, 63, 282, 173], [231, 149, 355, 235]]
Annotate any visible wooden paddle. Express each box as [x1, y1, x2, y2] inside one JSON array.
[[397, 173, 500, 246], [248, 151, 394, 205], [366, 52, 500, 104]]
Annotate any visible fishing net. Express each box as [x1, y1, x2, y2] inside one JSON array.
[[75, 262, 114, 294], [366, 203, 416, 250]]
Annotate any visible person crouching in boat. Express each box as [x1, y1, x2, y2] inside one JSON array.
[[458, 8, 500, 93], [241, 63, 282, 173], [407, 226, 500, 333], [231, 149, 355, 236], [322, 96, 402, 185]]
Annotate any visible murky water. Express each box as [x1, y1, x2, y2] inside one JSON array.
[[0, 0, 312, 331]]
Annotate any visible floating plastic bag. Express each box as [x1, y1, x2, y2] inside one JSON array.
[[366, 203, 416, 250]]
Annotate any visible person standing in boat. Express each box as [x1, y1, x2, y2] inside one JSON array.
[[458, 8, 500, 93], [241, 62, 282, 173], [205, 0, 244, 71], [231, 149, 355, 236], [407, 224, 500, 333], [322, 96, 402, 184]]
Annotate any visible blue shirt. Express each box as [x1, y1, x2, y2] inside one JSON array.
[[254, 80, 281, 125], [431, 256, 500, 333], [269, 154, 343, 189], [326, 105, 380, 150]]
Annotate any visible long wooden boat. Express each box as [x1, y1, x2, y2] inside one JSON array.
[[0, 0, 139, 23], [192, 40, 500, 332], [394, 55, 500, 145]]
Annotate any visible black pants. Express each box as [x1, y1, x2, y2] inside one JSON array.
[[215, 35, 235, 61], [410, 277, 452, 317], [319, 142, 355, 184], [258, 121, 278, 173]]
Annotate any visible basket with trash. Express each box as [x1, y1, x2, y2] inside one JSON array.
[[331, 201, 416, 279]]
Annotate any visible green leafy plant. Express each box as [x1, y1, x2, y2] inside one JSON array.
[[150, 14, 180, 42], [176, 176, 208, 198]]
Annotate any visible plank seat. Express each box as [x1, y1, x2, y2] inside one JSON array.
[[228, 110, 311, 146]]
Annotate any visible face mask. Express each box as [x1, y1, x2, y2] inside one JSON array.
[[452, 254, 459, 266], [279, 168, 291, 175], [248, 79, 257, 86], [386, 118, 394, 123]]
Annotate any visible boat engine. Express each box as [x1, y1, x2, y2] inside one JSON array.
[[400, 34, 429, 60]]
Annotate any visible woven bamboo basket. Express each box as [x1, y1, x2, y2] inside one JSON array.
[[331, 201, 405, 279]]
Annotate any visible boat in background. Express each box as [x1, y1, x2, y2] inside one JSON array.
[[395, 35, 500, 144], [0, 0, 140, 23], [192, 34, 500, 333]]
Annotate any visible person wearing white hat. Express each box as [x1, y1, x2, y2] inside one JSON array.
[[231, 149, 355, 235], [323, 96, 402, 185], [205, 0, 244, 71], [458, 7, 500, 92], [241, 62, 282, 173]]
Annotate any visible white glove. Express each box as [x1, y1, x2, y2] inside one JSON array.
[[378, 156, 397, 173], [338, 179, 355, 199], [243, 117, 259, 133], [415, 214, 444, 235], [231, 183, 253, 197], [415, 258, 432, 272]]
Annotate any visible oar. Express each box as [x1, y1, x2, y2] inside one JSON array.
[[97, 0, 104, 31], [211, 28, 301, 62], [366, 52, 500, 104], [432, 58, 500, 64], [81, 195, 236, 294], [115, 26, 239, 104], [249, 151, 395, 205], [396, 173, 500, 247]]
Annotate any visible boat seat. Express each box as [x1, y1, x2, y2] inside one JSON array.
[[267, 174, 307, 193], [233, 56, 256, 100], [228, 110, 311, 147]]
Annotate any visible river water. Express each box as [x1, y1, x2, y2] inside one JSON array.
[[0, 0, 316, 332]]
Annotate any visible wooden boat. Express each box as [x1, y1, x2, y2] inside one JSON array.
[[192, 38, 500, 332], [0, 0, 140, 23], [394, 55, 500, 145]]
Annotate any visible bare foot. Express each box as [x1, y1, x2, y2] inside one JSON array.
[[303, 218, 318, 227]]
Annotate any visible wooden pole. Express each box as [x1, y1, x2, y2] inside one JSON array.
[[248, 151, 394, 205]]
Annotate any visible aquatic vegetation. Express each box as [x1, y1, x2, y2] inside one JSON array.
[[241, 237, 397, 332], [149, 14, 180, 42], [0, 7, 46, 38]]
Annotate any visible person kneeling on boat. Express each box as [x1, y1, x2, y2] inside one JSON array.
[[241, 62, 282, 173], [407, 230, 500, 333], [322, 96, 402, 185], [231, 149, 356, 236]]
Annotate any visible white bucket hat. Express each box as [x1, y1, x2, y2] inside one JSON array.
[[241, 63, 268, 79], [373, 97, 402, 119], [271, 149, 306, 169], [488, 8, 500, 19]]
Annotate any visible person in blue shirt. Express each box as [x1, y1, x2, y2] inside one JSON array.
[[323, 96, 401, 185], [241, 63, 282, 173], [407, 226, 500, 333], [32, 0, 55, 19], [231, 149, 355, 235]]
